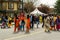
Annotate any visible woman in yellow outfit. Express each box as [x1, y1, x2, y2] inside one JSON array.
[[53, 15, 57, 30], [8, 16, 12, 28], [39, 15, 42, 23], [53, 15, 57, 22]]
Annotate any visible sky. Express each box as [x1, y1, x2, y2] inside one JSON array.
[[34, 0, 57, 8]]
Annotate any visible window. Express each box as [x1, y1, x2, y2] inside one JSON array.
[[20, 0, 22, 1], [8, 2, 14, 9], [0, 3, 2, 9], [2, 0, 9, 1], [2, 3, 7, 10], [13, 0, 19, 1], [18, 3, 22, 10]]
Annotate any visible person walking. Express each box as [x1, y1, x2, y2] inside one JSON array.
[[30, 14, 34, 29], [4, 14, 8, 28], [42, 15, 45, 28], [14, 14, 20, 33], [1, 14, 6, 29], [8, 16, 12, 28], [56, 16, 60, 31], [50, 18, 55, 30], [53, 15, 57, 30], [39, 15, 42, 23], [26, 15, 30, 33], [20, 13, 25, 31], [36, 16, 39, 28], [44, 16, 50, 32]]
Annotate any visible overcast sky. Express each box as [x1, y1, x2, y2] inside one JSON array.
[[34, 0, 57, 8]]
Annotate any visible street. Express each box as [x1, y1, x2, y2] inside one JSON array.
[[0, 24, 60, 40], [0, 0, 60, 40]]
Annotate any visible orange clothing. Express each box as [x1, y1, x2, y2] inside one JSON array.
[[14, 18, 20, 32], [20, 16, 26, 24], [18, 16, 20, 22], [20, 16, 25, 21], [26, 18, 30, 29], [14, 18, 19, 27]]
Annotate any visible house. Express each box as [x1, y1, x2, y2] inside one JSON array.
[[0, 0, 22, 17]]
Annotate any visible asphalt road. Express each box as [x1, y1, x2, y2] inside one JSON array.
[[0, 24, 60, 40]]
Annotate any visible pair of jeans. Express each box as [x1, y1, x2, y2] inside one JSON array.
[[21, 22, 25, 31], [30, 22, 34, 29], [36, 21, 39, 28]]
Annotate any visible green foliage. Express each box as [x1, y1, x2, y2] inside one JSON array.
[[54, 0, 60, 14]]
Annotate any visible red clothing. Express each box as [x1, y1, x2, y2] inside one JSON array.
[[56, 24, 60, 30], [14, 18, 19, 27], [14, 18, 20, 32]]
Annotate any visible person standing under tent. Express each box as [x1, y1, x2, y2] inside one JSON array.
[[36, 16, 39, 28], [39, 15, 42, 23]]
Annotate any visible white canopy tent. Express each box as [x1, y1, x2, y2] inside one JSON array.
[[30, 8, 44, 15]]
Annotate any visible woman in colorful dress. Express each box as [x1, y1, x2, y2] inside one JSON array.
[[56, 15, 60, 31], [39, 15, 42, 23], [26, 15, 30, 33], [20, 13, 25, 31], [50, 18, 55, 30], [8, 16, 12, 28], [14, 14, 20, 32]]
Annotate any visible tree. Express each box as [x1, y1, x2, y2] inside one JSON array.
[[38, 4, 51, 14], [24, 2, 35, 13], [54, 0, 60, 14]]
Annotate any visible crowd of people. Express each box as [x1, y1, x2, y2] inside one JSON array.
[[42, 14, 60, 32], [0, 12, 60, 33]]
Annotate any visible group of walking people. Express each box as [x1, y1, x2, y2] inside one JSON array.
[[0, 14, 12, 29], [42, 15, 60, 32], [14, 13, 35, 33], [0, 13, 60, 33]]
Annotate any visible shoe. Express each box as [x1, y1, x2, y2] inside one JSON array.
[[48, 30, 50, 32], [45, 30, 47, 32]]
